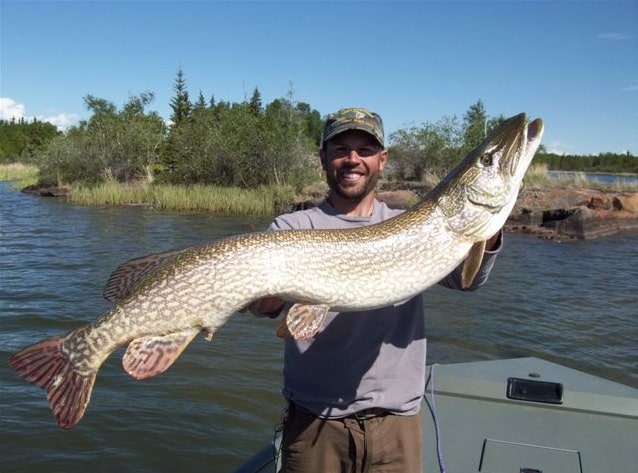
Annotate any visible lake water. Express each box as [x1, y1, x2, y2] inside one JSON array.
[[548, 170, 638, 185], [1, 181, 636, 473]]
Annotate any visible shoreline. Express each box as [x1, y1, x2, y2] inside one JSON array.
[[376, 186, 638, 242], [17, 182, 638, 241]]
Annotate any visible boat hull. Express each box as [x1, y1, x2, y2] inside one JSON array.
[[231, 357, 638, 473]]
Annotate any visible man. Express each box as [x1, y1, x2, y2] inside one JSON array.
[[247, 108, 502, 472]]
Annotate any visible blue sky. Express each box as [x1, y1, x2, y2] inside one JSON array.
[[1, 1, 636, 155]]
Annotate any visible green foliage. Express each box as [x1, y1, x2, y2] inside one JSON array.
[[461, 99, 488, 154], [389, 101, 496, 181], [295, 101, 323, 148], [28, 76, 637, 206], [159, 73, 322, 190], [249, 87, 262, 116], [389, 115, 462, 180], [169, 67, 192, 126], [534, 151, 638, 174], [0, 118, 60, 163], [194, 91, 207, 111], [388, 99, 638, 182], [36, 93, 165, 185]]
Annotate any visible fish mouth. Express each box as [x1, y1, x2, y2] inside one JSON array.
[[516, 117, 544, 176], [527, 118, 543, 142], [503, 115, 544, 177]]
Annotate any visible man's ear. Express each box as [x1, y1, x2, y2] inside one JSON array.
[[378, 149, 389, 171]]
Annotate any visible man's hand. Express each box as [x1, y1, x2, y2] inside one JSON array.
[[485, 230, 502, 252], [240, 297, 285, 317]]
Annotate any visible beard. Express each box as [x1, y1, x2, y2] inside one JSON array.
[[327, 168, 379, 202]]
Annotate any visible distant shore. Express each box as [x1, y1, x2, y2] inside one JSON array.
[[15, 179, 638, 241]]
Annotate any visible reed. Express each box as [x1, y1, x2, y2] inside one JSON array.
[[6, 163, 635, 215], [67, 182, 296, 216], [524, 163, 638, 191], [0, 163, 39, 188]]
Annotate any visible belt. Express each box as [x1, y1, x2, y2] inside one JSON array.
[[288, 402, 390, 421], [349, 408, 390, 421]]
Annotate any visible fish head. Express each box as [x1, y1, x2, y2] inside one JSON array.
[[438, 113, 544, 240]]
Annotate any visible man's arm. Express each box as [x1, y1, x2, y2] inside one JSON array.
[[241, 296, 285, 318], [485, 230, 502, 252], [439, 229, 503, 290]]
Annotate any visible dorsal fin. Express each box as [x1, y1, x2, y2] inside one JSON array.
[[103, 248, 187, 303]]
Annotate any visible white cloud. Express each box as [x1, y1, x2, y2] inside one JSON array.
[[622, 84, 638, 92], [37, 112, 79, 130], [0, 97, 26, 121], [546, 140, 576, 156], [0, 97, 78, 130]]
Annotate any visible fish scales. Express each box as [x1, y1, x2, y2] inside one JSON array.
[[9, 113, 544, 429]]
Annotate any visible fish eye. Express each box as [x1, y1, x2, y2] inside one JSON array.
[[480, 153, 494, 167]]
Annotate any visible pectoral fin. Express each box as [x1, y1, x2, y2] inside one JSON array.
[[461, 241, 486, 289], [276, 303, 330, 340], [123, 328, 199, 380]]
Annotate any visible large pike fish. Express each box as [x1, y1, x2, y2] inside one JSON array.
[[10, 113, 543, 429]]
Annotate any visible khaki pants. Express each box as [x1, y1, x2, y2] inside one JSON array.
[[281, 404, 423, 473]]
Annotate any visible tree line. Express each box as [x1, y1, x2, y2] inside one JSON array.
[[1, 69, 636, 188], [0, 118, 60, 163], [533, 152, 637, 174], [19, 69, 324, 189]]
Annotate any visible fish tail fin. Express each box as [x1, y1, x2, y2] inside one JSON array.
[[9, 336, 96, 429]]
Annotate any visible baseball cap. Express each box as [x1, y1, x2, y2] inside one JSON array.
[[321, 107, 384, 149]]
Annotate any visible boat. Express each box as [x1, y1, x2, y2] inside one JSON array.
[[231, 357, 638, 472]]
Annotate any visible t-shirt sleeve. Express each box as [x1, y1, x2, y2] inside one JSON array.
[[269, 215, 296, 231], [438, 230, 503, 290]]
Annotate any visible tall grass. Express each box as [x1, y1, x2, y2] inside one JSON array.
[[526, 163, 592, 188], [0, 163, 39, 188], [5, 163, 635, 216], [68, 182, 296, 216], [524, 163, 638, 191]]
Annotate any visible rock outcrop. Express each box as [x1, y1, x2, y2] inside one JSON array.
[[376, 187, 638, 241], [21, 184, 70, 198], [506, 188, 638, 240]]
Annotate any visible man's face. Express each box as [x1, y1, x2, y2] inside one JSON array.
[[321, 130, 388, 202]]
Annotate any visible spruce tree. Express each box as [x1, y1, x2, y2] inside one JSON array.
[[194, 91, 207, 111], [249, 87, 262, 116], [462, 99, 488, 152], [169, 67, 192, 126]]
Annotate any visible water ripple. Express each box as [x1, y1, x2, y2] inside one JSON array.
[[1, 182, 636, 473]]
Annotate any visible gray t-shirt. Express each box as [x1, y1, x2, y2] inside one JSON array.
[[270, 199, 499, 418]]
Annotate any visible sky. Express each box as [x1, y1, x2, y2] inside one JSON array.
[[1, 0, 637, 156]]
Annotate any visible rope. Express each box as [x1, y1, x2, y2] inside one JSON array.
[[272, 406, 286, 472], [424, 363, 447, 473]]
